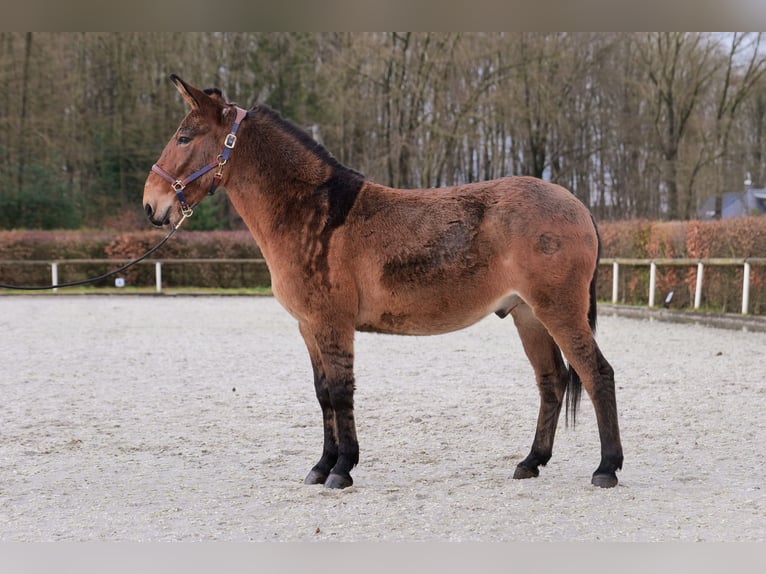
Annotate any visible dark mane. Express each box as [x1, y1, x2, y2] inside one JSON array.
[[253, 104, 365, 180], [203, 87, 224, 98]]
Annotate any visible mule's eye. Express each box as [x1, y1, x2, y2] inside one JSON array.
[[177, 136, 192, 145]]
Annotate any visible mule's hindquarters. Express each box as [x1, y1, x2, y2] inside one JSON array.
[[508, 217, 622, 487]]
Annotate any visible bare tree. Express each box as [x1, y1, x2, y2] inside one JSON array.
[[710, 33, 766, 217], [4, 32, 766, 228], [638, 33, 722, 220]]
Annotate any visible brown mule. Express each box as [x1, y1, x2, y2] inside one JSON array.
[[143, 75, 623, 489]]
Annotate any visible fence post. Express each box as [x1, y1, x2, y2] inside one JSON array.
[[694, 262, 704, 309], [742, 261, 751, 315], [155, 262, 162, 293], [51, 262, 58, 293], [612, 261, 619, 304], [648, 261, 656, 307]]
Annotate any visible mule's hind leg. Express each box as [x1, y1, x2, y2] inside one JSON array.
[[509, 302, 569, 480], [533, 308, 623, 487], [584, 345, 623, 487], [299, 321, 359, 489]]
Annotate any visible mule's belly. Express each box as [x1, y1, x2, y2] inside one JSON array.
[[355, 291, 519, 336], [355, 308, 488, 335]]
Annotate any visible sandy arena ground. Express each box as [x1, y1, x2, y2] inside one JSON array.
[[0, 295, 764, 541]]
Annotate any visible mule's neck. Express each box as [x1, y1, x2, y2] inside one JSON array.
[[222, 105, 365, 261]]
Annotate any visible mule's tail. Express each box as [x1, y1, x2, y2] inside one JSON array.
[[565, 214, 600, 427]]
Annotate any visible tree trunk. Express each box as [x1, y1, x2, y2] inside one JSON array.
[[17, 32, 32, 195]]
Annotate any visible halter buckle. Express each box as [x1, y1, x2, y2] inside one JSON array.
[[180, 203, 194, 217], [224, 133, 237, 149], [172, 180, 185, 193]]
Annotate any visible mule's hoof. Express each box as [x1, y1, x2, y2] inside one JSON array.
[[513, 464, 540, 480], [304, 469, 328, 485], [591, 472, 618, 488], [324, 473, 353, 489]]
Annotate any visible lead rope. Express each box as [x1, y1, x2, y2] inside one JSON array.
[[0, 214, 189, 291]]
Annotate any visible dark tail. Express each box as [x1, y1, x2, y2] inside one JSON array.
[[565, 214, 601, 427]]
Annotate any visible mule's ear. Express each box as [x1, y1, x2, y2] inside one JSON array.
[[170, 74, 209, 111]]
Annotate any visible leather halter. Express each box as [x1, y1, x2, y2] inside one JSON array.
[[151, 106, 248, 217]]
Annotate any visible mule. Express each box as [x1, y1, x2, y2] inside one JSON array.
[[143, 75, 623, 489]]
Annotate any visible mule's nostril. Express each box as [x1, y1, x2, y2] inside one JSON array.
[[145, 204, 154, 219]]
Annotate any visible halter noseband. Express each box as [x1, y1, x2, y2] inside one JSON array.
[[151, 105, 248, 217]]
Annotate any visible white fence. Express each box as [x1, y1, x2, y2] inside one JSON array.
[[4, 257, 766, 315], [601, 258, 766, 315], [0, 258, 267, 293]]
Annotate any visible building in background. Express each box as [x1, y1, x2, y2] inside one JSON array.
[[700, 174, 766, 219]]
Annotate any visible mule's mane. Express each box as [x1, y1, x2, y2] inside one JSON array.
[[203, 87, 224, 98], [252, 104, 365, 180]]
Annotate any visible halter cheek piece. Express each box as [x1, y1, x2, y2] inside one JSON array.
[[151, 106, 248, 218]]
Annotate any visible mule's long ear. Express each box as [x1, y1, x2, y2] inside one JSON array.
[[170, 74, 211, 112]]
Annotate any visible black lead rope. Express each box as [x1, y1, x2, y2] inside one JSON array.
[[0, 218, 184, 291]]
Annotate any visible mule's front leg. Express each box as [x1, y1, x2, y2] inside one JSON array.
[[300, 322, 358, 489], [302, 361, 339, 485], [322, 364, 358, 489]]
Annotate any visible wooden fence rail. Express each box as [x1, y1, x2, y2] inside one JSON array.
[[600, 258, 766, 315]]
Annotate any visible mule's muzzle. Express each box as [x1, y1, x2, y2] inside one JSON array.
[[144, 203, 171, 227]]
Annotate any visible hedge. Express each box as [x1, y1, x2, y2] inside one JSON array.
[[597, 217, 766, 314], [0, 230, 268, 289], [2, 218, 765, 313]]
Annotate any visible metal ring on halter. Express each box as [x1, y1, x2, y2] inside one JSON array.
[[169, 180, 194, 217]]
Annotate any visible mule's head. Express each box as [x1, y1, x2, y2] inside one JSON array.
[[143, 75, 236, 227]]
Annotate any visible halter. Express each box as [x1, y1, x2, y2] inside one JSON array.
[[151, 105, 248, 217]]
